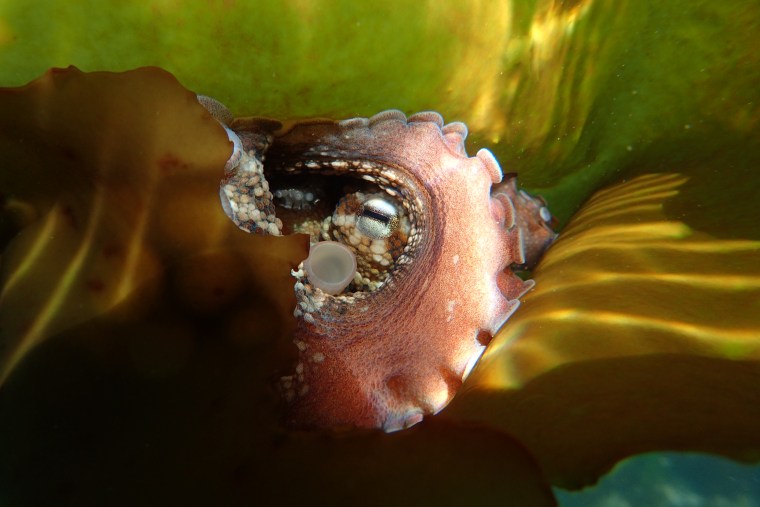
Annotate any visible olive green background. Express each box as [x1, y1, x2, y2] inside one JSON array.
[[3, 0, 757, 222]]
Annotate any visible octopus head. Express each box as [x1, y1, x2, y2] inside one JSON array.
[[199, 97, 556, 431]]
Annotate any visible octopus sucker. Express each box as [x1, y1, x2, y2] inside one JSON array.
[[199, 97, 556, 432], [440, 122, 469, 156], [407, 111, 445, 126], [495, 175, 558, 271], [441, 120, 469, 139], [476, 148, 505, 185], [367, 109, 408, 125]]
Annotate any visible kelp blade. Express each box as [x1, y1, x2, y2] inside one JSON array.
[[446, 170, 760, 489]]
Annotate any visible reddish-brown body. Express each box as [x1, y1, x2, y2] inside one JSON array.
[[203, 99, 556, 432]]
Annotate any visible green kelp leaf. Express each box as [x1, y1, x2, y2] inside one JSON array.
[[444, 167, 760, 489], [0, 0, 514, 124], [0, 68, 555, 506], [3, 1, 758, 223], [493, 0, 760, 223]]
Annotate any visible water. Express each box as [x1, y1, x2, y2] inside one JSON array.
[[557, 453, 760, 507]]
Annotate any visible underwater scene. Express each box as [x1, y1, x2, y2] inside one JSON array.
[[1, 1, 759, 505]]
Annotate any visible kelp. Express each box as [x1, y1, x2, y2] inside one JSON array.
[[3, 1, 757, 223], [0, 66, 301, 384], [445, 167, 760, 488]]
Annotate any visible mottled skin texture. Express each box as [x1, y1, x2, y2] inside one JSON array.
[[203, 101, 555, 432], [280, 115, 532, 431], [501, 176, 557, 271]]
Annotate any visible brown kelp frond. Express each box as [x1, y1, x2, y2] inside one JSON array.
[[0, 67, 304, 384], [447, 171, 760, 488]]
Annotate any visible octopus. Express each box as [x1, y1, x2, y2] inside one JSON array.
[[198, 96, 557, 432]]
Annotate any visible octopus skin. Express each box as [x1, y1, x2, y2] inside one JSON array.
[[200, 97, 556, 432]]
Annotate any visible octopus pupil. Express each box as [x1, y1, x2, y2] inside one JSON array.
[[361, 208, 391, 224]]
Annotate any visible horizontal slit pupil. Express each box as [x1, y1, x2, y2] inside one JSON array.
[[362, 208, 391, 224]]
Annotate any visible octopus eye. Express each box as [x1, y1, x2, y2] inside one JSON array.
[[357, 198, 399, 239]]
